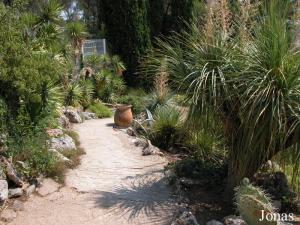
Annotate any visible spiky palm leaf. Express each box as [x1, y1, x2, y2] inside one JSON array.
[[141, 0, 300, 191]]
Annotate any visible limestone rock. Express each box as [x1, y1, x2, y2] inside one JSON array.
[[223, 216, 247, 225], [25, 184, 36, 197], [0, 179, 8, 203], [0, 165, 6, 180], [49, 149, 72, 164], [207, 220, 224, 225], [142, 140, 163, 156], [82, 111, 97, 120], [0, 157, 23, 187], [8, 188, 23, 198], [132, 138, 148, 148], [171, 211, 199, 225], [50, 134, 76, 152], [45, 128, 63, 137], [64, 108, 82, 123], [0, 209, 17, 222], [58, 114, 71, 129], [126, 127, 136, 136]]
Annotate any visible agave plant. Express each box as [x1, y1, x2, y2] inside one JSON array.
[[142, 0, 300, 194]]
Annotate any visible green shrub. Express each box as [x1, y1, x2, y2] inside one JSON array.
[[79, 80, 94, 109], [168, 157, 227, 189], [115, 89, 147, 114], [172, 158, 227, 180], [6, 130, 65, 181], [149, 105, 182, 149], [87, 101, 112, 118], [94, 70, 126, 103], [183, 121, 226, 164]]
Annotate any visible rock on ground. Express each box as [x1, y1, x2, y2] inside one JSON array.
[[142, 140, 163, 156], [0, 179, 8, 202], [1, 157, 23, 187], [82, 111, 97, 120], [25, 184, 36, 197], [8, 188, 23, 198], [50, 134, 76, 152], [64, 108, 82, 123], [58, 114, 71, 129], [45, 128, 63, 137], [48, 149, 72, 164], [223, 216, 246, 225], [171, 211, 199, 225], [207, 220, 224, 225]]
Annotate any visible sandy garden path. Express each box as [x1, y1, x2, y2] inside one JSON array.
[[7, 118, 178, 225]]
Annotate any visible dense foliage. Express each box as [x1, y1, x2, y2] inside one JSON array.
[[0, 0, 85, 180], [97, 0, 151, 85], [142, 0, 300, 194]]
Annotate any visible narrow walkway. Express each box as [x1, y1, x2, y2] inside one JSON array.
[[9, 118, 178, 225]]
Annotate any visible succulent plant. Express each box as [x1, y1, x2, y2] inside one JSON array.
[[235, 178, 277, 225]]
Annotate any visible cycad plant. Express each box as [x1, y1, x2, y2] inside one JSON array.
[[142, 0, 300, 194]]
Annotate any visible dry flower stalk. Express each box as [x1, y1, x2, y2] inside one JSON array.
[[154, 61, 169, 100]]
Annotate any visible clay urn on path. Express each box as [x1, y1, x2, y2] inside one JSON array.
[[114, 104, 133, 128]]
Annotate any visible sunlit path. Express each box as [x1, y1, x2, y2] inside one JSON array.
[[9, 118, 178, 225]]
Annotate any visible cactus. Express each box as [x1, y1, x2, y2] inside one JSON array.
[[235, 178, 277, 225]]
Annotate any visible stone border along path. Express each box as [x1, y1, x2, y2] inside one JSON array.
[[5, 118, 179, 225]]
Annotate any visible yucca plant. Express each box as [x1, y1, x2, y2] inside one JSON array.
[[64, 83, 83, 107], [142, 0, 300, 195], [79, 80, 94, 109]]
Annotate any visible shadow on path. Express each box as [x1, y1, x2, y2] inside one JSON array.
[[92, 173, 178, 224]]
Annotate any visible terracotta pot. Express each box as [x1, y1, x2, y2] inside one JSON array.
[[114, 104, 133, 127]]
